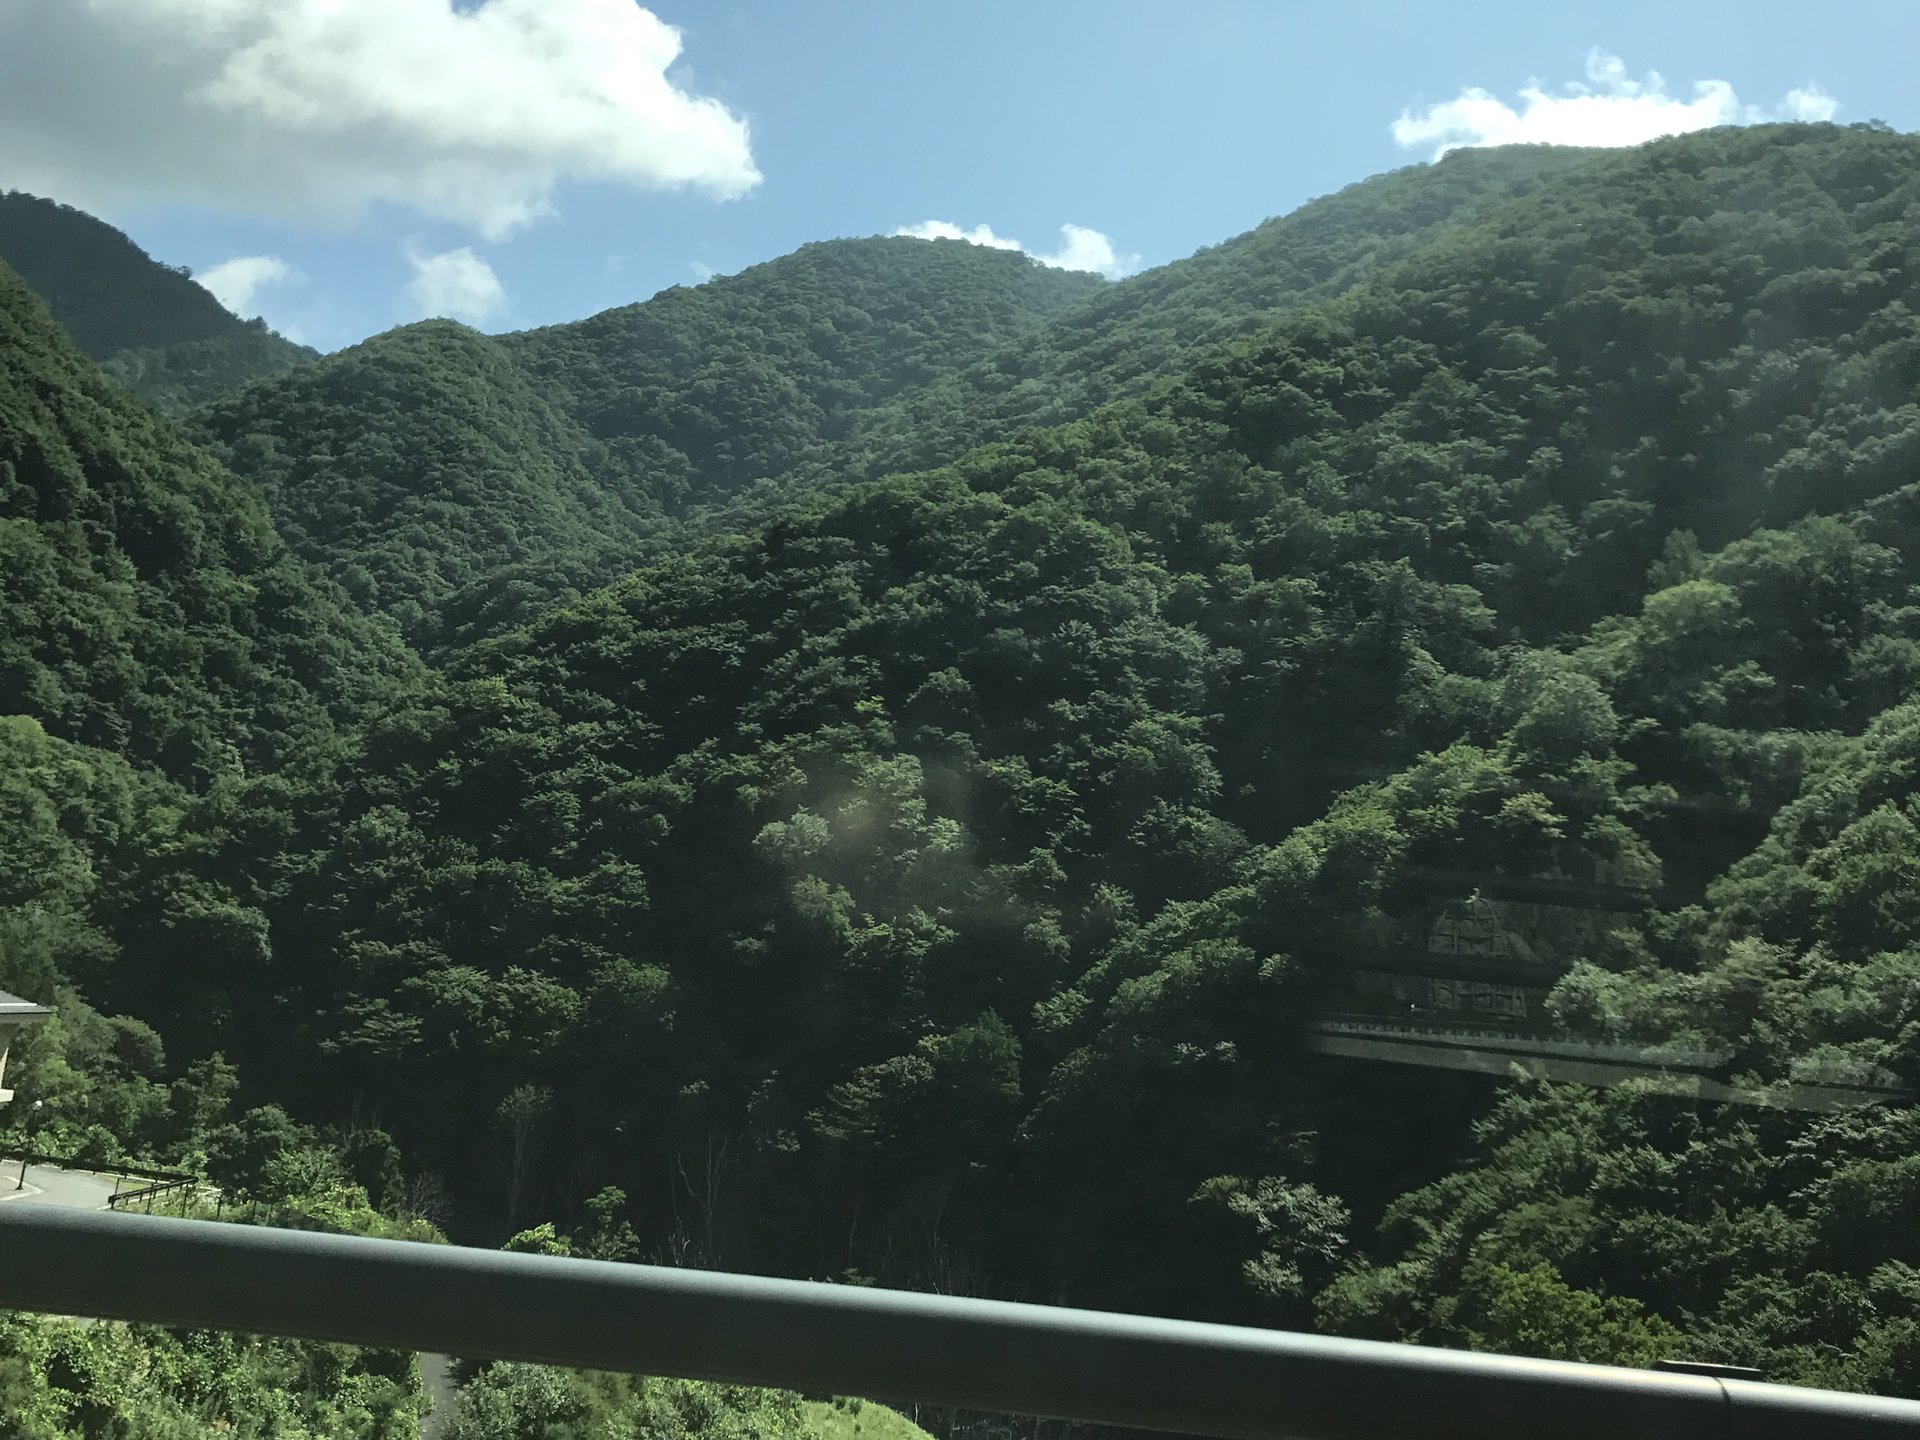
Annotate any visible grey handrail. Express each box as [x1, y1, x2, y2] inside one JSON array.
[[1, 1207, 1917, 1440], [1310, 1018, 1732, 1067], [106, 1176, 198, 1211]]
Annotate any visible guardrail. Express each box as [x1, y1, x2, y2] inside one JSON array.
[[1, 1208, 1919, 1440], [107, 1175, 200, 1212], [1311, 1019, 1732, 1069], [5, 1148, 190, 1185], [1312, 1020, 1911, 1099]]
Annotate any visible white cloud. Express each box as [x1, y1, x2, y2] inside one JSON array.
[[1783, 86, 1842, 123], [689, 260, 717, 281], [0, 0, 760, 238], [1393, 49, 1841, 158], [406, 246, 506, 324], [1043, 224, 1140, 281], [893, 220, 1141, 280], [197, 254, 293, 317], [896, 220, 1026, 253]]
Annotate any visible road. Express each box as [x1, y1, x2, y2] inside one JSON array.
[[419, 1353, 458, 1439], [0, 1163, 120, 1211]]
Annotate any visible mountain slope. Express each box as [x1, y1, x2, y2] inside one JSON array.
[[20, 120, 1920, 1399], [192, 320, 660, 654], [106, 121, 1920, 1344], [0, 256, 418, 783], [496, 235, 1108, 510], [0, 191, 315, 411], [192, 156, 1606, 652], [195, 236, 1106, 649], [786, 143, 1604, 492]]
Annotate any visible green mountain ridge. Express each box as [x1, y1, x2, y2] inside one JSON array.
[[191, 318, 662, 656], [0, 257, 419, 783], [181, 236, 1108, 651], [809, 143, 1603, 490], [6, 121, 1920, 1419], [0, 191, 318, 412], [177, 152, 1612, 655], [500, 234, 1110, 510]]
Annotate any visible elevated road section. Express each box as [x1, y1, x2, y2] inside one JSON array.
[[1307, 1018, 1908, 1112]]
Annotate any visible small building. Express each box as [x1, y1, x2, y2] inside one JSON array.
[[0, 990, 52, 1104], [1426, 893, 1537, 962], [1350, 894, 1555, 1025]]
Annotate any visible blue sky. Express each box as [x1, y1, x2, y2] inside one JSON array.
[[3, 0, 1913, 351]]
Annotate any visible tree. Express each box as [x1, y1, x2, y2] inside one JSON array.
[[1189, 1174, 1351, 1318], [502, 1223, 572, 1258], [204, 1104, 306, 1203], [1467, 1262, 1682, 1368], [497, 1085, 552, 1229], [577, 1186, 641, 1262]]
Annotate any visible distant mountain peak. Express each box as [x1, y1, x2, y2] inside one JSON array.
[[0, 189, 316, 412]]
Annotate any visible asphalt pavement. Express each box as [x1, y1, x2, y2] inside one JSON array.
[[0, 1163, 120, 1211]]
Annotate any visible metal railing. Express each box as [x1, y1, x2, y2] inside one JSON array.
[[1311, 1018, 1732, 1068], [106, 1174, 200, 1211], [5, 1149, 190, 1187], [2, 1206, 1919, 1440]]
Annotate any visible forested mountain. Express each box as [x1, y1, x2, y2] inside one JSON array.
[[500, 236, 1109, 510], [794, 143, 1601, 493], [185, 237, 1103, 651], [192, 320, 661, 654], [0, 258, 418, 783], [0, 192, 316, 412], [184, 154, 1598, 657], [8, 119, 1920, 1419]]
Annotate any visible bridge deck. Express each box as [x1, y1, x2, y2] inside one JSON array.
[[1307, 1019, 1906, 1112]]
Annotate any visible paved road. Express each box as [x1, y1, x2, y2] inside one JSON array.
[[0, 1163, 120, 1211], [419, 1353, 458, 1440]]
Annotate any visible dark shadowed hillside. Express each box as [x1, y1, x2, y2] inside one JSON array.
[[0, 256, 416, 782], [0, 191, 316, 411]]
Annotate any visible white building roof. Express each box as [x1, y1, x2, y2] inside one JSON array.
[[0, 990, 52, 1022]]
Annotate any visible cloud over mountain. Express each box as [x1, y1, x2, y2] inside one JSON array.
[[406, 246, 506, 324], [198, 255, 294, 318], [0, 0, 761, 238], [1394, 49, 1840, 157], [895, 220, 1141, 279]]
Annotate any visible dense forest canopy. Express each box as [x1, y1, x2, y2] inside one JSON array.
[[500, 236, 1109, 510], [184, 237, 1105, 652], [190, 319, 664, 656], [7, 120, 1920, 1426], [798, 144, 1603, 492], [177, 155, 1605, 658], [0, 192, 317, 412], [0, 260, 419, 783]]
